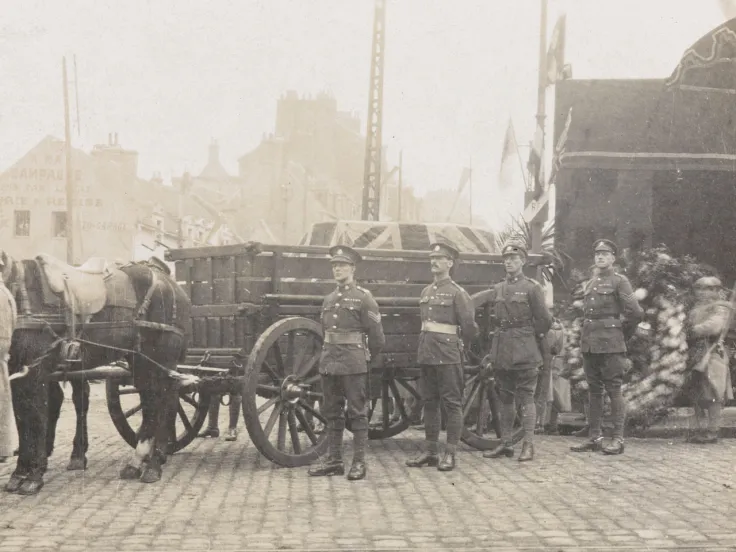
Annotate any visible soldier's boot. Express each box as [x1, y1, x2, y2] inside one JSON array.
[[309, 429, 345, 477], [347, 430, 367, 481], [4, 473, 26, 493], [570, 436, 604, 452], [437, 445, 456, 472], [483, 441, 514, 459], [518, 441, 534, 462], [602, 437, 625, 455], [406, 441, 439, 468], [197, 427, 219, 438]]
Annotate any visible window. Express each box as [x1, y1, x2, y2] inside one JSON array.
[[52, 211, 67, 238], [14, 210, 30, 237]]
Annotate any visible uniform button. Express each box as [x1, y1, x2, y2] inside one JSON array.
[[332, 325, 337, 329], [333, 314, 338, 318]]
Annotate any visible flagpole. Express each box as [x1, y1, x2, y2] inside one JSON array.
[[468, 157, 473, 225], [529, 0, 548, 253]]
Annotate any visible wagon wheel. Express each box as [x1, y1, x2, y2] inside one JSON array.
[[242, 317, 328, 467], [106, 378, 211, 454], [365, 370, 422, 440]]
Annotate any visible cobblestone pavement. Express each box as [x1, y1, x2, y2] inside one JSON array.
[[0, 384, 734, 551]]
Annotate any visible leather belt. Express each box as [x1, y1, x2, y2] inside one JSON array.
[[323, 331, 364, 345], [585, 314, 620, 320], [421, 321, 458, 335], [498, 321, 533, 330]]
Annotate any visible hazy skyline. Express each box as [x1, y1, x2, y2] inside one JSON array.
[[0, 1, 728, 226]]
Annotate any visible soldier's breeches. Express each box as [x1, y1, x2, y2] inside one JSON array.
[[496, 368, 538, 443], [321, 373, 369, 432], [419, 364, 463, 448], [583, 353, 627, 440]]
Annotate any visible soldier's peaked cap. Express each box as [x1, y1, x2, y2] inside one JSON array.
[[502, 240, 527, 257], [429, 242, 459, 260], [593, 239, 617, 255], [329, 245, 361, 264]]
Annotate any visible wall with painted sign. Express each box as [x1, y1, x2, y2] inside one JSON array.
[[0, 136, 143, 264]]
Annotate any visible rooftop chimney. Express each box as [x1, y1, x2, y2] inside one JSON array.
[[208, 139, 220, 165]]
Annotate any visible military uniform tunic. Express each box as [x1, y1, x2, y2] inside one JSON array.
[[486, 274, 552, 370], [417, 277, 478, 365], [581, 268, 643, 353], [319, 283, 385, 375]]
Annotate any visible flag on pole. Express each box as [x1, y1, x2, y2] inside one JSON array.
[[527, 123, 544, 195], [499, 119, 520, 191], [546, 15, 566, 85], [548, 108, 572, 186]]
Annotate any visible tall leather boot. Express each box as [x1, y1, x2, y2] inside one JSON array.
[[347, 430, 367, 480], [309, 428, 345, 476], [518, 441, 534, 462]]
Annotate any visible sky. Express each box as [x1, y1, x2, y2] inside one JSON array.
[[0, 1, 730, 226]]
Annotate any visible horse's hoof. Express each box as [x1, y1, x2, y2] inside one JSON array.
[[4, 475, 26, 493], [139, 466, 161, 484], [17, 479, 44, 496], [66, 457, 87, 471], [119, 465, 143, 480]]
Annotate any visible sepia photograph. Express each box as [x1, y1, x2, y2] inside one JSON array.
[[0, 1, 735, 550]]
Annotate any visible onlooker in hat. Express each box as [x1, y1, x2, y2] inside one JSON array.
[[570, 239, 643, 456], [684, 276, 733, 443], [477, 240, 552, 462], [406, 242, 478, 472], [308, 245, 385, 481]]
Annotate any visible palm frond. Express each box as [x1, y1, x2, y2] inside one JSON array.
[[495, 215, 571, 285]]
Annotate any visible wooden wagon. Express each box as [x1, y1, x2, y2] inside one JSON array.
[[94, 240, 546, 467]]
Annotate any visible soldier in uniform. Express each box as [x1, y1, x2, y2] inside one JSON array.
[[308, 245, 385, 481], [685, 276, 733, 443], [570, 239, 643, 455], [480, 241, 552, 462], [406, 243, 478, 472]]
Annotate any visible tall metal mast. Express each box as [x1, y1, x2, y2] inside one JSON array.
[[361, 0, 386, 221]]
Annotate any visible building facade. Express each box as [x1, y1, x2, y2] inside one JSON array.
[[0, 135, 228, 266]]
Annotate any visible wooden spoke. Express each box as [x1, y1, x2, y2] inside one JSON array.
[[382, 379, 390, 432], [180, 393, 199, 408], [272, 341, 285, 377], [291, 333, 308, 376], [285, 331, 296, 375], [277, 410, 288, 450], [177, 403, 193, 434], [263, 404, 282, 439], [302, 373, 321, 386], [118, 386, 139, 395], [294, 407, 318, 445], [462, 378, 482, 422], [123, 403, 142, 419], [296, 351, 321, 379], [395, 378, 422, 401], [261, 361, 280, 383], [475, 382, 486, 432], [257, 396, 279, 415], [298, 400, 327, 424], [389, 380, 408, 420], [287, 409, 302, 454]]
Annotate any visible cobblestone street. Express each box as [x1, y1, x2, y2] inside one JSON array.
[[0, 384, 734, 551]]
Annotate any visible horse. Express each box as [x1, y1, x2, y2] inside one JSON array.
[[0, 250, 191, 495]]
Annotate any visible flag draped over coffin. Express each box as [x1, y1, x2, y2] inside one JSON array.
[[301, 221, 499, 254]]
